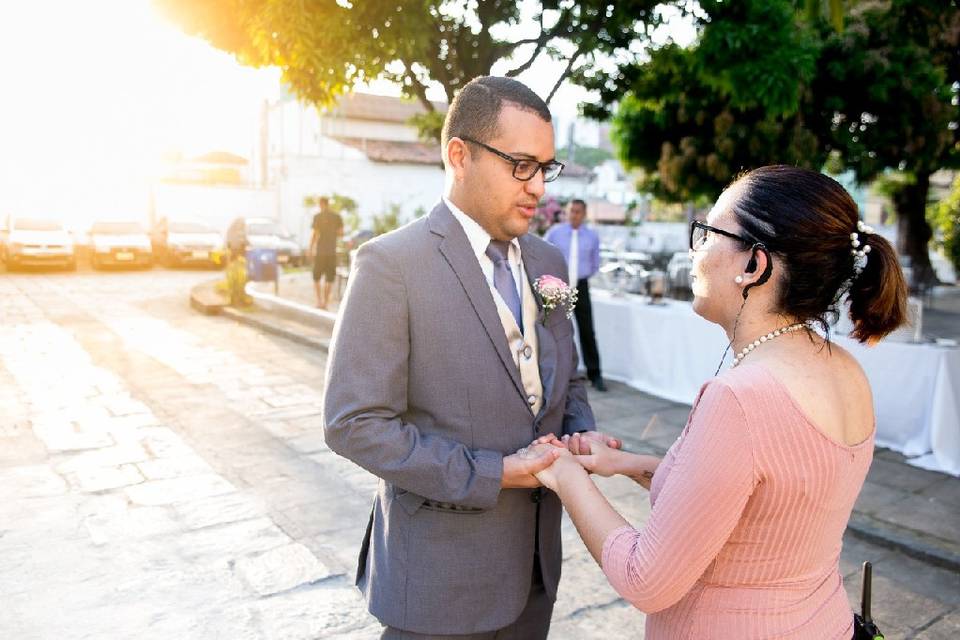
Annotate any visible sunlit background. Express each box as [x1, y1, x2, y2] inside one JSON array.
[[0, 1, 694, 232], [0, 0, 282, 227]]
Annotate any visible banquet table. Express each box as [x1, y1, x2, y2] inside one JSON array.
[[590, 289, 960, 476]]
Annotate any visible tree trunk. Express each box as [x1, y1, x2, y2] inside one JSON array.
[[893, 171, 936, 291]]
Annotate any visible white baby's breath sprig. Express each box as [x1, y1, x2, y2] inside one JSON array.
[[534, 275, 578, 322]]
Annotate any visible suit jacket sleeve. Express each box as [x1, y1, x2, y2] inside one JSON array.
[[322, 241, 504, 510], [561, 336, 596, 435]]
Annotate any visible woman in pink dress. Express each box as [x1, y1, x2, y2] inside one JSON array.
[[529, 166, 908, 639]]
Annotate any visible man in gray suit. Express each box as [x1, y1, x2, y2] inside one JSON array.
[[323, 76, 610, 639]]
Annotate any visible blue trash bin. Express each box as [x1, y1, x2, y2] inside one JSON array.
[[245, 248, 278, 282]]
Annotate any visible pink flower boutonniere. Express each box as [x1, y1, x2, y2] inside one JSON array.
[[534, 274, 578, 322]]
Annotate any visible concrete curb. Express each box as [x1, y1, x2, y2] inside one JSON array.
[[189, 278, 331, 351], [847, 513, 960, 573], [221, 306, 330, 352], [189, 281, 228, 316]]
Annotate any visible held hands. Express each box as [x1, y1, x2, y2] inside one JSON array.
[[556, 432, 660, 489], [534, 432, 624, 477], [518, 442, 581, 492], [501, 444, 564, 488], [507, 431, 620, 493], [561, 432, 623, 477]]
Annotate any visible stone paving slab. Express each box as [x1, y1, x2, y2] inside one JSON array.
[[234, 542, 335, 596]]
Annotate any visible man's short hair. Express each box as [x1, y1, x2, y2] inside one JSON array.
[[317, 196, 330, 210], [441, 76, 552, 151], [570, 199, 587, 210]]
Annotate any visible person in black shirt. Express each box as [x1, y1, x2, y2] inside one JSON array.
[[310, 197, 343, 309]]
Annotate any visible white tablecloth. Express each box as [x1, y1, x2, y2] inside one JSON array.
[[591, 290, 960, 476]]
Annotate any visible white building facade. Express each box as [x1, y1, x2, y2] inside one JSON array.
[[262, 93, 446, 246]]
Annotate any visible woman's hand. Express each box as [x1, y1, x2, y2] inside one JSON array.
[[554, 433, 661, 489], [563, 432, 623, 477], [519, 443, 584, 493]]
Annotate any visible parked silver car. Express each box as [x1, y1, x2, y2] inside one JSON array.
[[1, 216, 76, 271], [89, 220, 153, 269]]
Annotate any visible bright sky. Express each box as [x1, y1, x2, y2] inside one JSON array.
[[0, 1, 694, 227], [0, 0, 281, 225]]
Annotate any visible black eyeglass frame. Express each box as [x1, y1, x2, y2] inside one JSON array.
[[460, 137, 564, 182], [689, 220, 754, 251]]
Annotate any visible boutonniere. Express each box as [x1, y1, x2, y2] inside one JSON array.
[[534, 274, 578, 322]]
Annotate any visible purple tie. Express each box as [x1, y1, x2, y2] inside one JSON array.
[[486, 240, 523, 332]]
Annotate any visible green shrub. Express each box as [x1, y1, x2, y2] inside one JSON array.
[[928, 176, 960, 274]]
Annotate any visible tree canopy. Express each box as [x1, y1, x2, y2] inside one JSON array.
[[154, 0, 663, 112], [580, 0, 825, 201], [584, 0, 959, 283]]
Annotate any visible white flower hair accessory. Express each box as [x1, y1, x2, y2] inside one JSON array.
[[534, 274, 578, 321], [851, 220, 874, 277]]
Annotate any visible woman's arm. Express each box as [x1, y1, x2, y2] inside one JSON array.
[[533, 451, 629, 565], [534, 381, 758, 613], [564, 432, 660, 489]]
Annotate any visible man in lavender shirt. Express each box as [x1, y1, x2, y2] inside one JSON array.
[[545, 199, 606, 391]]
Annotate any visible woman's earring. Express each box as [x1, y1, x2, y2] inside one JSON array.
[[734, 276, 744, 284]]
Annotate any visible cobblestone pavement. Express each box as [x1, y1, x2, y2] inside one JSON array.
[[1, 269, 958, 639]]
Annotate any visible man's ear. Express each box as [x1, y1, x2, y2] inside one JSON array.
[[446, 138, 469, 181]]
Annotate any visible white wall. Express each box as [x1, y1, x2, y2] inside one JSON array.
[[154, 183, 278, 236], [275, 148, 444, 246], [549, 175, 592, 199], [320, 118, 418, 143], [597, 222, 689, 254]]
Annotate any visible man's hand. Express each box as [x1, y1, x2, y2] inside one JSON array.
[[533, 431, 622, 453], [501, 444, 563, 488]]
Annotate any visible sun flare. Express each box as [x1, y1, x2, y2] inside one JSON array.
[[0, 0, 280, 228]]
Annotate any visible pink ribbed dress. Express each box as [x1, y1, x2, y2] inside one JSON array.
[[602, 364, 873, 639]]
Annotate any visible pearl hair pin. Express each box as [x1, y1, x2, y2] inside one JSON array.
[[851, 220, 873, 277], [731, 322, 807, 368]]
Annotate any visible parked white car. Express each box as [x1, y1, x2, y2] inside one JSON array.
[[1, 216, 76, 271], [89, 220, 153, 269]]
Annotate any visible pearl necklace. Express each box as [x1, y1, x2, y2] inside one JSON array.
[[731, 322, 807, 368]]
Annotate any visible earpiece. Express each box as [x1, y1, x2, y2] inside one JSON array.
[[741, 242, 772, 300]]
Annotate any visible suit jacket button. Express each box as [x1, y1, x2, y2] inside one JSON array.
[[531, 488, 542, 503], [522, 345, 533, 359], [527, 394, 537, 406]]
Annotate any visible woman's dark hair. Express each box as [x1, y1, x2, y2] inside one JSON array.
[[726, 165, 907, 343], [441, 76, 551, 150]]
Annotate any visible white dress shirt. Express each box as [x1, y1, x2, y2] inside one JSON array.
[[444, 197, 524, 295]]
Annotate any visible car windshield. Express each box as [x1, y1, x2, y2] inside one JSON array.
[[248, 222, 287, 237], [90, 221, 145, 234], [169, 221, 214, 233], [14, 218, 63, 231]]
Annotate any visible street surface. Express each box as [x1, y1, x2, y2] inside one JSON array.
[[1, 268, 957, 639]]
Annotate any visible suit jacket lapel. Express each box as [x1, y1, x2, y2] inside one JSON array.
[[519, 235, 559, 417], [429, 203, 526, 401]]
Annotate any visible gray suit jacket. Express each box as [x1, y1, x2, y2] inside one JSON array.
[[322, 201, 595, 635]]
